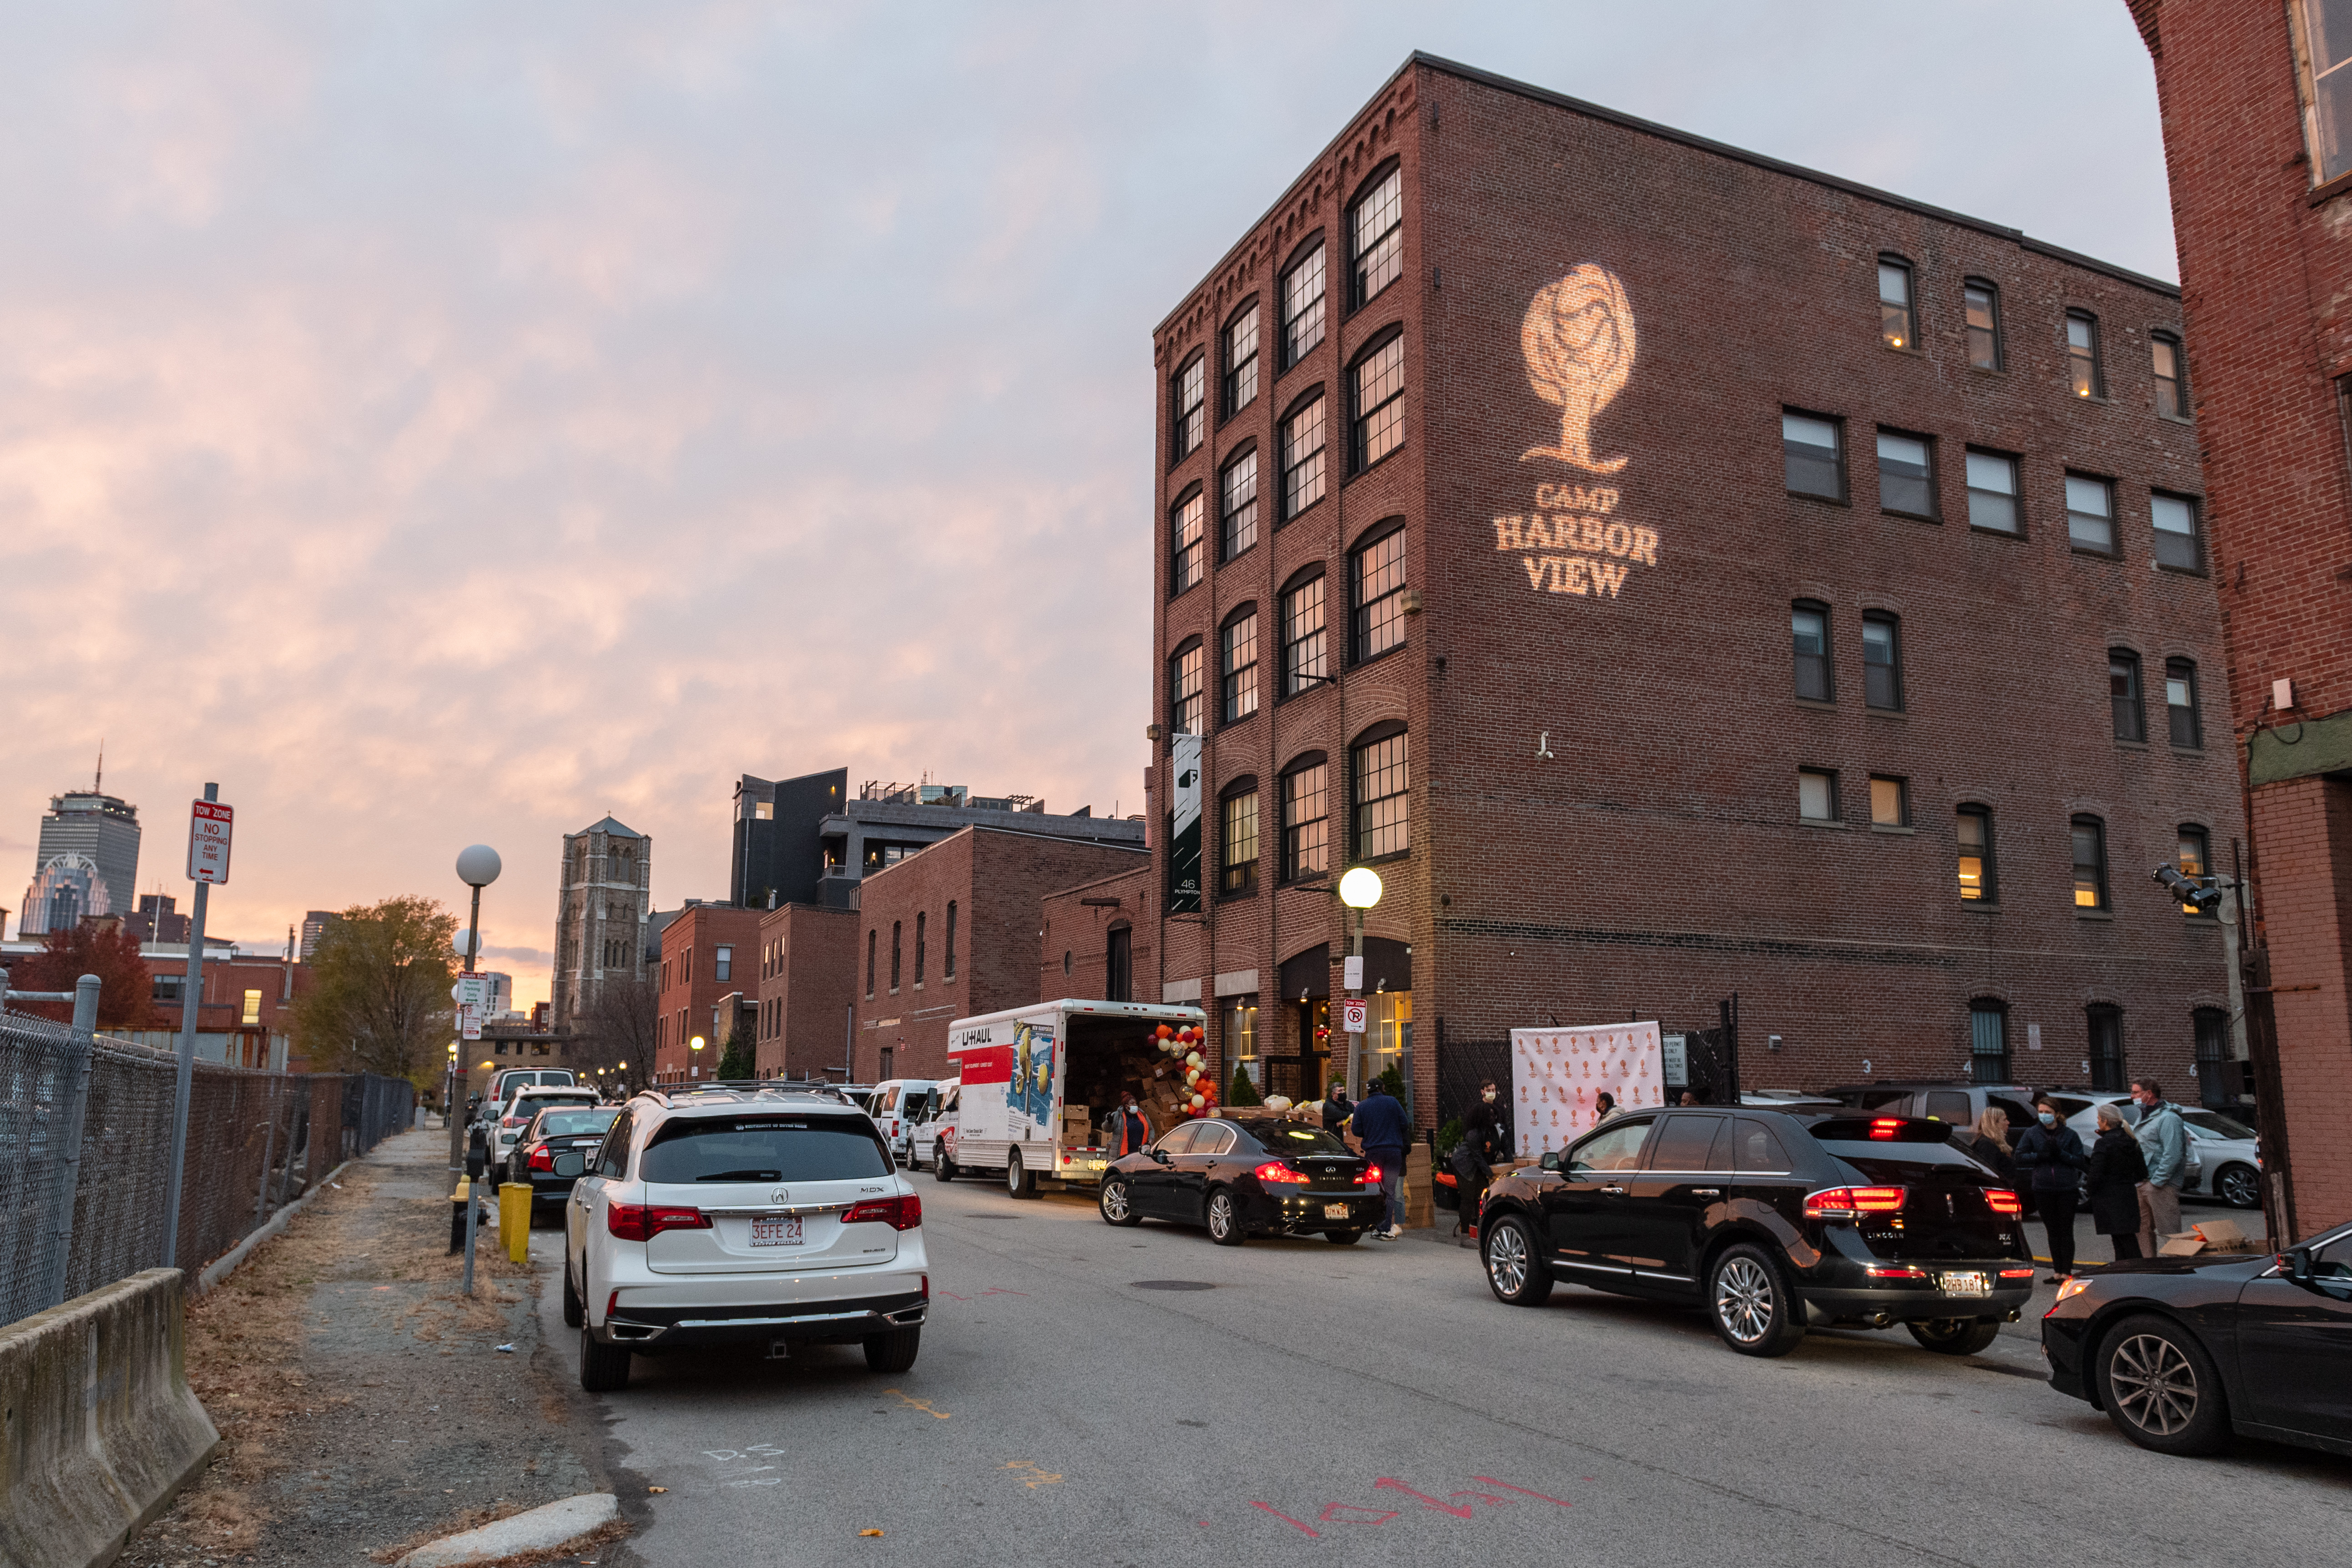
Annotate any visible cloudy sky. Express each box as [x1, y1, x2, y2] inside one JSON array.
[[0, 1, 2171, 1006]]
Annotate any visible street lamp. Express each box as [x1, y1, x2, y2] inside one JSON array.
[[1337, 868, 1383, 1096], [448, 845, 500, 1180], [691, 1035, 706, 1080]]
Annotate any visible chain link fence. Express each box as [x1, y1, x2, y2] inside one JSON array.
[[0, 1003, 414, 1328]]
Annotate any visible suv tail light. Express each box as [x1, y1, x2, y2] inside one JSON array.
[[607, 1203, 712, 1241], [1984, 1188, 2024, 1217], [843, 1194, 923, 1230], [1254, 1161, 1310, 1184], [1805, 1185, 1908, 1219], [503, 1115, 528, 1128], [528, 1145, 554, 1172]]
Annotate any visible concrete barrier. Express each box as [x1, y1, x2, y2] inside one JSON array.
[[0, 1269, 220, 1568]]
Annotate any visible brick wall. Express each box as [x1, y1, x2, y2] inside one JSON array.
[[652, 904, 761, 1082], [754, 902, 858, 1081], [1040, 863, 1158, 1005]]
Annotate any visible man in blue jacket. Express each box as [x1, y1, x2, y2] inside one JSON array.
[[2131, 1078, 2189, 1257], [1351, 1080, 1412, 1240]]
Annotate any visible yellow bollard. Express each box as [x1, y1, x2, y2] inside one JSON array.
[[500, 1181, 532, 1264]]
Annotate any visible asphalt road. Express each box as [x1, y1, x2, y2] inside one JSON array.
[[536, 1172, 2347, 1568]]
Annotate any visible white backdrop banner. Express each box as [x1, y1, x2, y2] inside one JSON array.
[[1510, 1022, 1664, 1157]]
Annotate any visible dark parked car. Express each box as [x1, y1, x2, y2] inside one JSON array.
[[508, 1103, 621, 1222], [2041, 1220, 2352, 1457], [1098, 1114, 1387, 1245], [1477, 1110, 2038, 1356]]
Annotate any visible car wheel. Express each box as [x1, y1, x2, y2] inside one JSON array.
[[579, 1318, 631, 1393], [560, 1258, 583, 1329], [1206, 1188, 1245, 1245], [1324, 1230, 1363, 1245], [1906, 1318, 2001, 1356], [2095, 1313, 2231, 1456], [2216, 1163, 2261, 1210], [934, 1142, 957, 1182], [1099, 1177, 1142, 1227], [1007, 1150, 1037, 1199], [863, 1326, 921, 1374], [1481, 1215, 1554, 1307], [1707, 1243, 1806, 1357]]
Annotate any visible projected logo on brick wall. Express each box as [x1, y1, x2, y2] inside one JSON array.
[[1502, 265, 1658, 600]]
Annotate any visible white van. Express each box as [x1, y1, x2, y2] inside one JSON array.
[[936, 999, 1207, 1197], [905, 1080, 957, 1171], [864, 1079, 938, 1166]]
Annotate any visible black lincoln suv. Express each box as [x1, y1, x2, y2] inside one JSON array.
[[1476, 1109, 2036, 1356]]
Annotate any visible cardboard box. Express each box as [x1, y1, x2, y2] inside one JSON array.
[[2158, 1232, 2206, 1256], [2193, 1218, 2247, 1248]]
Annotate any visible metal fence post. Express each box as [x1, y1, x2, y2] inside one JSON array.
[[36, 974, 102, 1313]]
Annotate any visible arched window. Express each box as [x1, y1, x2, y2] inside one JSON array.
[[1223, 300, 1259, 416], [944, 901, 959, 978], [2066, 310, 2103, 398], [2166, 659, 2203, 748], [1877, 254, 1914, 349], [1280, 752, 1330, 882], [2087, 1003, 2125, 1091], [2151, 330, 2188, 418], [914, 911, 926, 985], [2071, 815, 2109, 911], [1862, 611, 1902, 711], [865, 929, 876, 999], [2192, 1008, 2229, 1107], [1220, 447, 1258, 560], [1170, 486, 1206, 594], [1221, 606, 1260, 724], [1169, 638, 1204, 735], [1351, 521, 1408, 663], [1968, 998, 2009, 1084], [2109, 650, 2145, 742], [1957, 804, 1996, 902], [1350, 331, 1405, 472], [1349, 163, 1403, 308], [1280, 567, 1328, 696], [1106, 925, 1133, 1002], [1171, 353, 1205, 458], [1281, 237, 1325, 368], [1963, 277, 2002, 369], [1351, 723, 1409, 860], [890, 920, 902, 992], [1792, 601, 1832, 701], [1221, 776, 1260, 897], [2175, 826, 2214, 918], [1280, 391, 1327, 519]]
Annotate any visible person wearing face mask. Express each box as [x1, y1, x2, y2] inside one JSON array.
[[2012, 1097, 2090, 1281], [1451, 1080, 1509, 1242], [1105, 1089, 1153, 1158]]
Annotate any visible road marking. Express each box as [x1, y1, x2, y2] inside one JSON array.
[[883, 1387, 951, 1419], [1001, 1460, 1063, 1488]]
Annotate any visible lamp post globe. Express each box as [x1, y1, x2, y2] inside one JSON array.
[[1339, 866, 1384, 909], [451, 930, 476, 963], [455, 845, 502, 888]]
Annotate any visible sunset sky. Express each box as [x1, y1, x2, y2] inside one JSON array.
[[0, 2, 2174, 1008]]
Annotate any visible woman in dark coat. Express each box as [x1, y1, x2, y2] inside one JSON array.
[[2085, 1102, 2150, 1260], [2013, 1099, 2091, 1281]]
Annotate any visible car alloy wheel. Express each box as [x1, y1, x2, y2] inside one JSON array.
[[1207, 1190, 1244, 1245], [1716, 1257, 1774, 1343], [1100, 1178, 1141, 1227], [1481, 1215, 1552, 1306], [2109, 1331, 2201, 1437], [2216, 1164, 2260, 1210]]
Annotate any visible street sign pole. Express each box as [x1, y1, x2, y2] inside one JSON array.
[[162, 783, 227, 1269]]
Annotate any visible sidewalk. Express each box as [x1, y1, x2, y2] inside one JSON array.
[[117, 1128, 627, 1568]]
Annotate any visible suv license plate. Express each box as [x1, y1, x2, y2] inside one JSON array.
[[751, 1216, 805, 1248], [1940, 1271, 1990, 1296], [1324, 1203, 1351, 1220]]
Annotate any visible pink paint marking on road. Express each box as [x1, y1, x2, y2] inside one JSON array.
[[1318, 1504, 1401, 1525], [1374, 1478, 1475, 1518], [1473, 1477, 1576, 1507], [1251, 1502, 1320, 1538]]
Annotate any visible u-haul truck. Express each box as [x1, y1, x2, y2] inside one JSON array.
[[942, 998, 1208, 1198]]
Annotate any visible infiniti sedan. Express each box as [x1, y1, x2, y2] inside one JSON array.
[[1098, 1115, 1386, 1245]]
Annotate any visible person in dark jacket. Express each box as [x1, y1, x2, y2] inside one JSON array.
[[1963, 1108, 2015, 1182], [1351, 1084, 1411, 1239], [1322, 1084, 1354, 1137], [2085, 1102, 2150, 1260], [1104, 1092, 1153, 1158], [2012, 1098, 2091, 1281], [1452, 1081, 1509, 1241]]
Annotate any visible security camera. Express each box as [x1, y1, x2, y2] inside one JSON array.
[[2152, 865, 2221, 913]]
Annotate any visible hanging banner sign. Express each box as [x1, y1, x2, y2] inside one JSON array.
[[1166, 732, 1202, 914]]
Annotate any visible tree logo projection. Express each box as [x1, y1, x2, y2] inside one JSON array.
[[1499, 265, 1658, 600]]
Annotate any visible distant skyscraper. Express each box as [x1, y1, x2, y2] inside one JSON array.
[[299, 909, 342, 960], [552, 817, 651, 1034], [22, 790, 140, 935]]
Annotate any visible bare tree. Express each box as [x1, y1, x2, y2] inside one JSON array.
[[577, 970, 658, 1097]]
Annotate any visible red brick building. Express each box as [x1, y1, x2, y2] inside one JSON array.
[[1142, 55, 2238, 1129], [2134, 1, 2352, 1237], [753, 901, 859, 1081], [652, 902, 761, 1083], [853, 827, 1147, 1083]]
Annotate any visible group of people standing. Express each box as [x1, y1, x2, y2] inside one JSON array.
[[1964, 1078, 2195, 1281]]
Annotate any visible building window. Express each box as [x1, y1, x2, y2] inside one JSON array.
[[1224, 302, 1259, 416], [1107, 926, 1133, 1003], [1877, 429, 1934, 517], [1170, 488, 1205, 594], [2087, 1004, 2125, 1093], [153, 973, 184, 1003], [890, 921, 902, 990], [1280, 394, 1326, 519], [1783, 412, 1844, 500], [2152, 332, 2188, 418], [2110, 650, 2146, 743], [1221, 786, 1259, 897], [1353, 727, 1409, 860], [2072, 815, 2109, 911], [945, 901, 958, 978], [1226, 997, 1260, 1087], [1282, 241, 1326, 368], [1957, 805, 1996, 902], [241, 989, 262, 1025], [1170, 640, 1204, 735], [868, 925, 879, 995], [1966, 450, 2020, 533], [2066, 311, 2102, 398], [2296, 0, 2352, 184], [1221, 610, 1259, 724], [1352, 524, 1407, 663], [1172, 354, 1205, 458], [1963, 278, 2002, 369], [1869, 776, 1909, 829], [1281, 759, 1329, 881], [714, 945, 732, 983], [2177, 826, 2215, 917], [1791, 602, 1832, 701], [2192, 1008, 2230, 1107], [2065, 473, 2116, 555], [1969, 1000, 2010, 1085], [2166, 659, 2203, 748], [1878, 256, 1914, 349], [1798, 768, 1839, 823], [1862, 613, 1902, 711], [2152, 492, 2204, 573], [914, 913, 926, 985], [1220, 449, 1258, 561], [1350, 165, 1403, 308], [1350, 334, 1406, 471], [1281, 572, 1327, 696]]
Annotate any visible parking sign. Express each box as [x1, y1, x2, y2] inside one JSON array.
[[1340, 998, 1368, 1034], [187, 799, 233, 884]]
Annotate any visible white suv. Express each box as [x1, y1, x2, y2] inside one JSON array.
[[564, 1086, 929, 1392]]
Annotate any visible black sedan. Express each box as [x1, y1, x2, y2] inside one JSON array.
[[506, 1103, 621, 1222], [1478, 1110, 2039, 1356], [2041, 1220, 2352, 1457], [1098, 1114, 1386, 1245]]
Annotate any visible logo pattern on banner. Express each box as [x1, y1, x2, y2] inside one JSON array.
[[1509, 1022, 1663, 1158]]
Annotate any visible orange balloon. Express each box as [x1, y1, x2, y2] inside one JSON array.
[[1157, 1025, 1173, 1039]]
